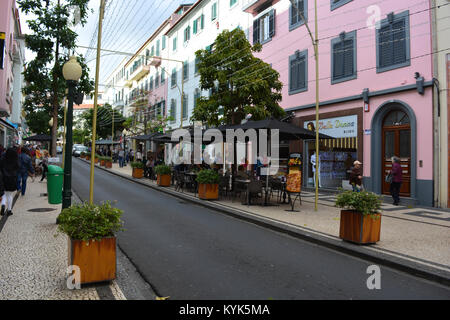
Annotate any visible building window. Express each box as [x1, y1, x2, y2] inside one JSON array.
[[170, 99, 176, 122], [182, 94, 188, 119], [193, 15, 204, 34], [161, 68, 165, 83], [195, 57, 200, 75], [253, 9, 275, 45], [194, 88, 200, 108], [230, 0, 237, 8], [376, 11, 410, 73], [171, 68, 177, 87], [289, 0, 307, 31], [162, 36, 166, 50], [155, 71, 160, 88], [183, 61, 189, 81], [173, 36, 177, 51], [156, 40, 160, 56], [331, 0, 353, 11], [289, 49, 308, 95], [331, 30, 357, 84], [184, 26, 191, 42], [149, 76, 154, 90], [211, 2, 217, 21], [150, 46, 154, 57]]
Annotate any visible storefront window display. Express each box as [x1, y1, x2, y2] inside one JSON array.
[[303, 115, 358, 190]]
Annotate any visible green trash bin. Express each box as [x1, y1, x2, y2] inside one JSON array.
[[47, 165, 64, 204]]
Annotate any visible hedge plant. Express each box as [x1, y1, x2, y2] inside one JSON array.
[[131, 161, 144, 169], [335, 190, 382, 216], [196, 169, 220, 184], [154, 164, 171, 175], [57, 202, 124, 242]]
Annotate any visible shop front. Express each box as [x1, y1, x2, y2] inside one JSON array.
[[295, 108, 363, 191]]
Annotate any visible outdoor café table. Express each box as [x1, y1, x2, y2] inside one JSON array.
[[234, 179, 251, 206]]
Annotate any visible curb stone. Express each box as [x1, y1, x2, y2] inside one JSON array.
[[79, 158, 450, 288]]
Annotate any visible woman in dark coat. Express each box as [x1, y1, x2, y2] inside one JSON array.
[[1, 148, 20, 215], [390, 156, 403, 205]]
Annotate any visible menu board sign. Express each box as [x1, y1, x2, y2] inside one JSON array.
[[287, 153, 302, 193]]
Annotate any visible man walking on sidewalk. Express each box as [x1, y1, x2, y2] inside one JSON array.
[[17, 147, 35, 196]]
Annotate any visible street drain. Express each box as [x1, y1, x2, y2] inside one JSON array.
[[28, 208, 56, 213], [40, 193, 48, 197]]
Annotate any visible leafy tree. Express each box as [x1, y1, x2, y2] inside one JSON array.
[[18, 0, 94, 156], [193, 28, 285, 126], [81, 104, 127, 140]]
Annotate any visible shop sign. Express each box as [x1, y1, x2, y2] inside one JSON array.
[[304, 115, 357, 138]]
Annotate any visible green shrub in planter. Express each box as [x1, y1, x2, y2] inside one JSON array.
[[57, 202, 124, 242], [335, 190, 382, 216], [131, 161, 144, 169], [196, 169, 220, 184], [154, 164, 171, 175]]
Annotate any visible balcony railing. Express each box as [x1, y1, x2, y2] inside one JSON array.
[[130, 64, 150, 82]]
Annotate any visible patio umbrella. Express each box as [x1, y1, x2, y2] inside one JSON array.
[[23, 134, 52, 142]]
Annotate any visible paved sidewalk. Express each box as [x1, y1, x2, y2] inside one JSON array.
[[0, 177, 155, 300], [93, 160, 450, 283]]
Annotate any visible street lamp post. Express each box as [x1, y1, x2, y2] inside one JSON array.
[[61, 56, 82, 210]]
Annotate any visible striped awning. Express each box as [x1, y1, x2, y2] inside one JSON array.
[[320, 137, 358, 149]]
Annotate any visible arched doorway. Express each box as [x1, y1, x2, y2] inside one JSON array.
[[381, 110, 411, 196]]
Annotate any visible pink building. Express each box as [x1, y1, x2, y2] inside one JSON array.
[[246, 0, 435, 205], [0, 0, 23, 146]]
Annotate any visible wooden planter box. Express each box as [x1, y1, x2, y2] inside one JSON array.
[[68, 237, 116, 285], [100, 160, 106, 167], [339, 210, 381, 244], [132, 168, 144, 179], [94, 158, 99, 164], [85, 156, 90, 161], [198, 183, 219, 200], [105, 161, 112, 169], [157, 174, 171, 187]]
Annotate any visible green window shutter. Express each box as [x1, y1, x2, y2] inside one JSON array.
[[173, 37, 177, 51], [161, 68, 165, 83], [201, 14, 204, 29], [211, 3, 217, 21], [230, 0, 237, 7], [151, 46, 154, 56], [193, 20, 198, 34], [156, 40, 160, 56], [162, 36, 166, 50], [182, 94, 188, 119]]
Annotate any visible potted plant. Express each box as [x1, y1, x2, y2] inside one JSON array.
[[104, 157, 113, 169], [85, 153, 91, 161], [154, 164, 171, 187], [80, 151, 86, 159], [196, 169, 220, 200], [335, 190, 382, 244], [99, 156, 106, 167], [57, 202, 124, 284], [131, 161, 144, 178], [94, 154, 100, 164]]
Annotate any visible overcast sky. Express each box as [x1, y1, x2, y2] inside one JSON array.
[[19, 0, 189, 88]]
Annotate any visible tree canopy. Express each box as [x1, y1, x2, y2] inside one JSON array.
[[81, 104, 127, 140], [192, 28, 285, 126], [18, 0, 93, 155]]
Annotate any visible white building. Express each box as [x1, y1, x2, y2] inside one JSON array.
[[165, 0, 251, 129]]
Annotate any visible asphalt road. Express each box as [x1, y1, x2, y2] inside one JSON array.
[[71, 158, 450, 300]]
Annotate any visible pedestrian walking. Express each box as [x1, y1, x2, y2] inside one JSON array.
[[389, 156, 403, 205], [40, 151, 49, 182], [17, 147, 35, 196], [118, 148, 125, 168], [1, 148, 20, 216], [349, 160, 363, 192]]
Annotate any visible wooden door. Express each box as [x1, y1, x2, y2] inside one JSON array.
[[381, 111, 411, 196]]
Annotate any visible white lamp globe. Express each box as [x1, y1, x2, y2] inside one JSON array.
[[62, 56, 82, 81]]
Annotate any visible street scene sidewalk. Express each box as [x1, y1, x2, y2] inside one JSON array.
[[93, 160, 450, 282], [0, 178, 155, 300]]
